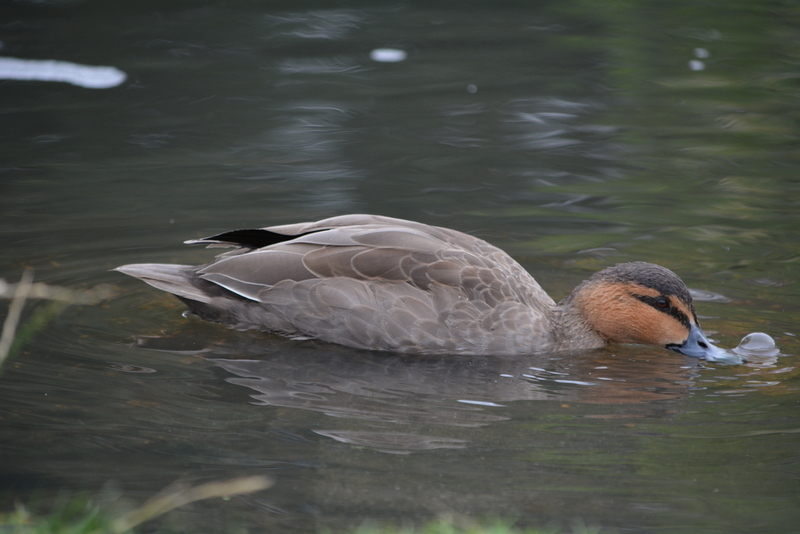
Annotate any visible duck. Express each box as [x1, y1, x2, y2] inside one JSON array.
[[115, 214, 737, 362]]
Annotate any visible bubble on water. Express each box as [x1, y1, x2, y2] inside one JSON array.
[[734, 332, 780, 359], [738, 332, 776, 351]]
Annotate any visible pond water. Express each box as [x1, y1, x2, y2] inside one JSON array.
[[2, 1, 799, 533]]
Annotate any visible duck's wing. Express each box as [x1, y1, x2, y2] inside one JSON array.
[[188, 215, 554, 312], [184, 214, 452, 249]]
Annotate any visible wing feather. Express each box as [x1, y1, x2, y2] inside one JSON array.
[[198, 249, 314, 286]]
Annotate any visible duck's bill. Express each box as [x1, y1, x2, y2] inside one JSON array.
[[667, 324, 745, 364]]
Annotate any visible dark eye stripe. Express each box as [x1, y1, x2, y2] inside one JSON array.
[[633, 294, 692, 328]]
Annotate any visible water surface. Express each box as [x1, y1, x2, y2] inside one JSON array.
[[1, 1, 799, 533]]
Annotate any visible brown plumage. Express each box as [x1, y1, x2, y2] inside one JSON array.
[[115, 214, 738, 362]]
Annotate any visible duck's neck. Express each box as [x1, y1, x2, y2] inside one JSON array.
[[548, 292, 607, 351]]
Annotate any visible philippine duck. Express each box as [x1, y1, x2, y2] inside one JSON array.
[[116, 214, 737, 362]]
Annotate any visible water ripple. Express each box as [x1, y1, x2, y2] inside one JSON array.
[[266, 10, 368, 40], [313, 430, 467, 454]]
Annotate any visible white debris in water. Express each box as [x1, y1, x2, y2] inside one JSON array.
[[0, 57, 127, 89], [553, 379, 595, 386], [689, 59, 706, 71], [457, 399, 505, 407], [369, 48, 407, 62]]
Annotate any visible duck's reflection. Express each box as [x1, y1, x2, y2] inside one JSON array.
[[135, 332, 702, 452]]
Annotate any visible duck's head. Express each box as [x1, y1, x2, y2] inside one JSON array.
[[568, 262, 742, 363]]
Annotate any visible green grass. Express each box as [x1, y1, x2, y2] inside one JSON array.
[[0, 500, 602, 534], [0, 497, 125, 534], [0, 477, 272, 534]]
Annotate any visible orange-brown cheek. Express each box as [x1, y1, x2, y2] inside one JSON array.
[[578, 283, 690, 346], [606, 305, 689, 345]]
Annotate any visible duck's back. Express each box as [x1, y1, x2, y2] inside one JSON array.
[[117, 215, 557, 355]]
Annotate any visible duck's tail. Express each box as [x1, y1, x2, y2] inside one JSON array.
[[114, 263, 212, 304]]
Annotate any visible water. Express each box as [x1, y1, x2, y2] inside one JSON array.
[[2, 1, 799, 532]]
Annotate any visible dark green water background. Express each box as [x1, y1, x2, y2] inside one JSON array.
[[1, 1, 799, 533]]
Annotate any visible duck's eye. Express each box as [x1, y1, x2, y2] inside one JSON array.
[[655, 297, 670, 310]]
